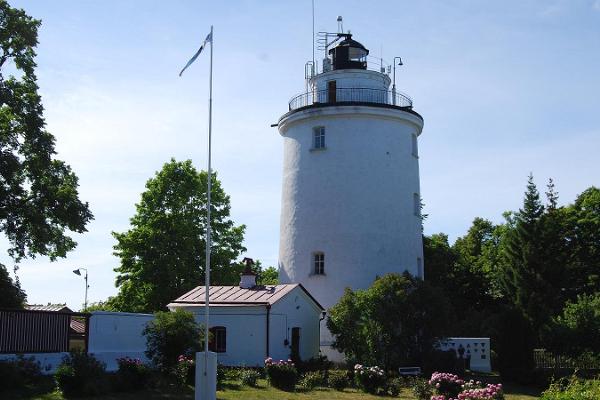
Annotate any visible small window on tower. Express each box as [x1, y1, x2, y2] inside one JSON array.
[[313, 127, 326, 150], [412, 134, 418, 157], [414, 193, 420, 216], [313, 252, 325, 275]]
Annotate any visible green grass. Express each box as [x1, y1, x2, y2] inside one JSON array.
[[18, 379, 541, 400]]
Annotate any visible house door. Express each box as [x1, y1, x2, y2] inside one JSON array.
[[291, 327, 300, 361], [327, 80, 336, 103]]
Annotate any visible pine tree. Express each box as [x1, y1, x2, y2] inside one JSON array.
[[501, 174, 550, 336]]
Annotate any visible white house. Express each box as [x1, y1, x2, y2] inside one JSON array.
[[167, 266, 324, 367]]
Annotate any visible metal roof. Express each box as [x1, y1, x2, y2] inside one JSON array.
[[26, 304, 72, 312], [169, 284, 324, 310]]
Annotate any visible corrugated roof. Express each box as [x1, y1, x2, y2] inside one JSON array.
[[70, 319, 86, 334], [169, 284, 324, 310], [26, 304, 72, 312]]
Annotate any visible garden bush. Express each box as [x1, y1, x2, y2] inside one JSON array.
[[429, 372, 464, 398], [0, 355, 42, 391], [298, 370, 324, 390], [353, 364, 386, 394], [385, 376, 403, 396], [113, 356, 151, 391], [411, 377, 433, 400], [54, 351, 107, 398], [240, 368, 261, 387], [174, 354, 195, 386], [541, 376, 600, 400], [143, 309, 202, 372], [327, 369, 350, 391], [265, 357, 298, 391]]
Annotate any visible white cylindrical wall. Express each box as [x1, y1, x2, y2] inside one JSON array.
[[278, 96, 424, 349]]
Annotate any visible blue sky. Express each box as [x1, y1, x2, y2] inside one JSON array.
[[4, 0, 599, 310]]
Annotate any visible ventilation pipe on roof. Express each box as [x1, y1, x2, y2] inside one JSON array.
[[240, 257, 257, 289]]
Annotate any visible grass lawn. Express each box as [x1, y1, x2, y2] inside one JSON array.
[[20, 379, 541, 400]]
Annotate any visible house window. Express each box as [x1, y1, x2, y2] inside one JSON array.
[[412, 134, 418, 157], [209, 326, 226, 353], [313, 127, 325, 149], [313, 252, 325, 275], [414, 193, 420, 216]]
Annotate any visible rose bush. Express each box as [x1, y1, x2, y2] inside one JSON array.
[[354, 364, 386, 394], [265, 357, 298, 391]]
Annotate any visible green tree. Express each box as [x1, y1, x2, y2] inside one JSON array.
[[111, 159, 245, 312], [0, 1, 93, 307], [143, 308, 202, 372], [257, 265, 278, 285], [327, 273, 451, 370], [547, 293, 600, 356], [499, 174, 552, 334]]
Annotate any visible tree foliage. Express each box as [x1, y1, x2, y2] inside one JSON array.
[[327, 273, 451, 370], [143, 308, 202, 372], [0, 1, 93, 307], [111, 159, 245, 312]]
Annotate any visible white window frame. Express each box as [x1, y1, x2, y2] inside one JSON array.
[[312, 126, 326, 150]]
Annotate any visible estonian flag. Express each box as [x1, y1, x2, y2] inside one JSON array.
[[179, 31, 213, 77]]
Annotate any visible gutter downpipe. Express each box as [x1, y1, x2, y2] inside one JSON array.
[[266, 304, 271, 358]]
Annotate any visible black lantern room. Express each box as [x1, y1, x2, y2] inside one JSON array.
[[328, 34, 369, 70]]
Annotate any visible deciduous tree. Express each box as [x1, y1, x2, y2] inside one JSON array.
[[0, 1, 93, 307], [111, 159, 245, 312]]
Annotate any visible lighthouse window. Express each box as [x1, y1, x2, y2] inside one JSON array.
[[412, 134, 418, 157], [313, 127, 326, 149], [414, 193, 420, 216], [313, 252, 325, 275]]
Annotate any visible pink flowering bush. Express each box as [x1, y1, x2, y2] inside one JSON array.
[[265, 357, 298, 391], [174, 355, 195, 385], [457, 383, 503, 400], [354, 364, 386, 394], [430, 372, 465, 398], [427, 372, 504, 400]]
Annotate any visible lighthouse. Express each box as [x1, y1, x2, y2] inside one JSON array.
[[276, 29, 424, 360]]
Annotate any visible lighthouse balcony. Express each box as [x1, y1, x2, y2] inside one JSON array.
[[288, 87, 413, 111]]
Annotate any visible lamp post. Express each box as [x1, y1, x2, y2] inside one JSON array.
[[392, 56, 403, 105], [72, 268, 89, 311]]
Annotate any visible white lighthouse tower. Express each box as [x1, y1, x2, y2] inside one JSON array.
[[277, 29, 424, 359]]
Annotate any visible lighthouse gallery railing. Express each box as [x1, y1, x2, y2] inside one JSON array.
[[288, 88, 413, 111]]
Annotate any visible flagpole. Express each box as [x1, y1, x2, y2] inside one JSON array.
[[204, 25, 213, 400]]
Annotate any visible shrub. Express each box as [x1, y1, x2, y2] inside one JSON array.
[[458, 383, 504, 400], [174, 354, 195, 386], [541, 376, 600, 400], [354, 364, 386, 394], [217, 364, 227, 389], [385, 377, 403, 396], [411, 377, 433, 400], [54, 351, 107, 398], [265, 358, 298, 391], [298, 371, 323, 390], [240, 368, 260, 387], [423, 349, 464, 375], [143, 309, 202, 372], [328, 369, 350, 391], [114, 357, 151, 391], [429, 372, 464, 398], [0, 355, 42, 391], [296, 354, 333, 374]]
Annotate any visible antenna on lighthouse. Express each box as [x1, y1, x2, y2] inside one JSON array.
[[337, 16, 343, 33]]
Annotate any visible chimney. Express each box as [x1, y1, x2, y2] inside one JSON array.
[[240, 257, 257, 289]]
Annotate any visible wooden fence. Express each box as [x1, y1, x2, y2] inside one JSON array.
[[0, 309, 89, 353]]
